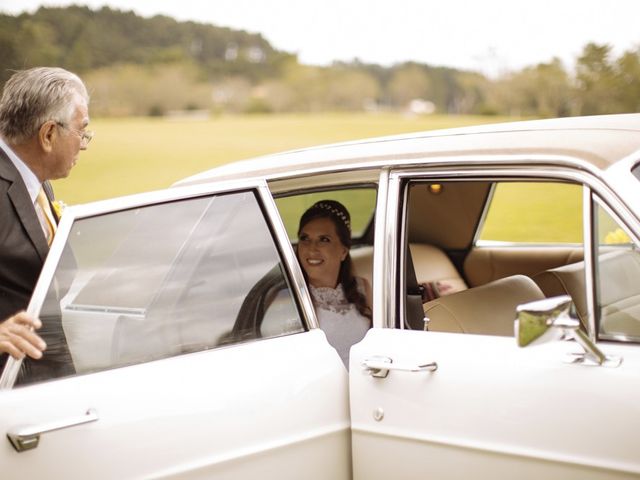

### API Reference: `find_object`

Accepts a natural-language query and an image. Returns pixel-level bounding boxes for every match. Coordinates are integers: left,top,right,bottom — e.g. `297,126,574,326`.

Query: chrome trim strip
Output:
600,333,640,343
474,241,584,248
584,187,599,342
382,172,402,329
472,182,496,245
257,185,318,330
397,178,410,329
372,169,391,328
64,305,146,316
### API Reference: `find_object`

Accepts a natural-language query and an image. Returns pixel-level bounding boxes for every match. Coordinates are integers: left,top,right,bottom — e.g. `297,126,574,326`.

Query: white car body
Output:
2,114,640,478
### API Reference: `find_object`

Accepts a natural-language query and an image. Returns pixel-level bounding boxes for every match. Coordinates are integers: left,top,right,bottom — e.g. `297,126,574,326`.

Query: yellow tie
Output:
36,187,56,246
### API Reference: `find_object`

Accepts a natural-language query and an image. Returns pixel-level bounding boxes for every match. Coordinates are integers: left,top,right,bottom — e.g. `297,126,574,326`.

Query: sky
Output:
1,0,640,77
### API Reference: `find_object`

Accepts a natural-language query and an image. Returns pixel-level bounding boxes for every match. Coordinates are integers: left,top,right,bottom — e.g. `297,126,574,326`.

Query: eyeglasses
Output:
56,122,94,148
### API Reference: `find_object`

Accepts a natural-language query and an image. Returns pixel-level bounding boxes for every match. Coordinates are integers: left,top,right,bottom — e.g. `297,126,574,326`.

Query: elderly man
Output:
0,67,91,374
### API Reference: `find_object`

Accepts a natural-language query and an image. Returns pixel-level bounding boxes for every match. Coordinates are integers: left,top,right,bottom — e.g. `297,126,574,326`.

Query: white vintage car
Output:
2,114,640,479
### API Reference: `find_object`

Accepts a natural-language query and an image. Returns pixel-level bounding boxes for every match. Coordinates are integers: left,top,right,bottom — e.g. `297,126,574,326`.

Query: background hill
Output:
1,5,639,117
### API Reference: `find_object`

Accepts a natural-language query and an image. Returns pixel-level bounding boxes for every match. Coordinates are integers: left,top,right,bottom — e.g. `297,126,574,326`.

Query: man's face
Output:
47,99,90,180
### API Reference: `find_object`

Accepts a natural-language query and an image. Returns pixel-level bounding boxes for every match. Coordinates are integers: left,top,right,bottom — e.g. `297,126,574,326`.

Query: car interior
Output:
275,176,640,343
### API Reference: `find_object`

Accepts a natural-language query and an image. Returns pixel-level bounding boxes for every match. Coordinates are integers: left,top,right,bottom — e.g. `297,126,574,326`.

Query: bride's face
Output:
297,217,348,288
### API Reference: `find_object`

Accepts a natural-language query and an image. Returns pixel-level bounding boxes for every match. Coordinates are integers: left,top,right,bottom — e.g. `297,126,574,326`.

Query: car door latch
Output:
362,356,438,378
7,408,99,452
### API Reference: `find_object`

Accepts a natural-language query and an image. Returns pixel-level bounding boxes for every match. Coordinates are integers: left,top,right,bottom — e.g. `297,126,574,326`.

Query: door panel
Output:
350,328,640,479
2,330,350,479
1,182,350,478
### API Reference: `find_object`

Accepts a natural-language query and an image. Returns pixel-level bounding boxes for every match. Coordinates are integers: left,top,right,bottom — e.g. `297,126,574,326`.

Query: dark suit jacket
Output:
0,147,52,320
0,146,73,382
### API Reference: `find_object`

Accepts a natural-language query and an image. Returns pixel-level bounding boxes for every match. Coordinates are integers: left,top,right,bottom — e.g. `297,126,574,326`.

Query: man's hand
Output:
0,312,47,360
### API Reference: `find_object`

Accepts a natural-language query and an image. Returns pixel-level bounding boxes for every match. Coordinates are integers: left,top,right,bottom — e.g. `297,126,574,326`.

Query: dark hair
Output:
298,200,372,320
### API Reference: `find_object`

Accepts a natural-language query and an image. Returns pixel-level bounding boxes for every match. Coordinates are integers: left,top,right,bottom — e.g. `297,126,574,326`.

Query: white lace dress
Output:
309,279,370,368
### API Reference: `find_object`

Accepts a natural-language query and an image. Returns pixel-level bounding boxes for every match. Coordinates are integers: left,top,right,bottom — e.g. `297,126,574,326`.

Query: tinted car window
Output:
17,191,304,386
594,198,640,342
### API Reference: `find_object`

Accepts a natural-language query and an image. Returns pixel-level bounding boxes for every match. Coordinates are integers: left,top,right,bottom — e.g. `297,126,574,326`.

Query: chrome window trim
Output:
385,160,640,338
372,168,393,329
583,186,598,343
256,184,318,331
474,241,585,248
271,182,377,199
397,179,411,330
472,182,497,246
600,332,640,343
591,193,640,343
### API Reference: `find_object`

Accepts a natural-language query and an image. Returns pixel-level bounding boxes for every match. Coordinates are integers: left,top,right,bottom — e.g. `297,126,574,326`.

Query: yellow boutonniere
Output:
52,200,66,218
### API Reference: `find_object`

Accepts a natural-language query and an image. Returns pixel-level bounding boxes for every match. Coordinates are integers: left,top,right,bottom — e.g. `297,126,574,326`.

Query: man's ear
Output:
38,121,57,153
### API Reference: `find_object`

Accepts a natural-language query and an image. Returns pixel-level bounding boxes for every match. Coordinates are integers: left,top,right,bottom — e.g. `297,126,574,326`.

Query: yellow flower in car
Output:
52,200,66,219
604,227,631,244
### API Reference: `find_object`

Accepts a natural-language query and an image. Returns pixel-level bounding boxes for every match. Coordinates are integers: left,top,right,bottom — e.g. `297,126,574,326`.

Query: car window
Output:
16,191,304,386
402,179,588,336
594,197,640,342
275,187,376,241
478,182,583,244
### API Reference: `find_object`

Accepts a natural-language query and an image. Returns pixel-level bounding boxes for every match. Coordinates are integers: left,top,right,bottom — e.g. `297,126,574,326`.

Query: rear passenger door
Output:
349,166,640,479
0,181,351,479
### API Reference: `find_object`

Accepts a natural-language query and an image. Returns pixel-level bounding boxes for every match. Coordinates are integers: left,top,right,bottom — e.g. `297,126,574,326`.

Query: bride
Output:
296,200,372,368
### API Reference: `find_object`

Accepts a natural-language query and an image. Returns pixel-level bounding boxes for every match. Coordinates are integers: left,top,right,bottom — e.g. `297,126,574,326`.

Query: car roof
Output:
175,113,640,187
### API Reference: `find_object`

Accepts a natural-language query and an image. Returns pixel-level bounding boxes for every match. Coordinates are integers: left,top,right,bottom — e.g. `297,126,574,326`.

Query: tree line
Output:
1,6,638,117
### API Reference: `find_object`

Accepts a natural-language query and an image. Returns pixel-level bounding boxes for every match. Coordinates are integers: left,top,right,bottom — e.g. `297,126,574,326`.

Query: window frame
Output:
590,192,640,343
0,179,316,390
273,183,378,245
383,162,640,343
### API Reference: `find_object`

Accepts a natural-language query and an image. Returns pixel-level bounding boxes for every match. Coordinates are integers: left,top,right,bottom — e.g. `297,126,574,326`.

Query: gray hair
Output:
0,67,89,144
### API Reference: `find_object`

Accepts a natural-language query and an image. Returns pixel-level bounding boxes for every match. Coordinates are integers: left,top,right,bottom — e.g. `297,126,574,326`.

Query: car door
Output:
0,180,350,479
349,165,640,479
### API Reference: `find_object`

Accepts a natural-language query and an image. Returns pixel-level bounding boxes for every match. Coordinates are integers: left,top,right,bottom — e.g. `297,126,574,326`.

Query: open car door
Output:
0,181,350,479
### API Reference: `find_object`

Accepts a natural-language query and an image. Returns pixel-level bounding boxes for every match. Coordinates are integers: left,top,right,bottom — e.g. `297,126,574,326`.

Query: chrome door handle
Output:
7,408,99,452
362,356,438,378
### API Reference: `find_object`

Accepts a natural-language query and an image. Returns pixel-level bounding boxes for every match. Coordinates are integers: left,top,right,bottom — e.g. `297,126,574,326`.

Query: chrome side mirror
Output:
515,295,622,367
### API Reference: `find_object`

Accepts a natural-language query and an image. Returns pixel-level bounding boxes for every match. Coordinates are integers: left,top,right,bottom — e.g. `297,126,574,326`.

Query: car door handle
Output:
362,356,438,378
7,408,99,452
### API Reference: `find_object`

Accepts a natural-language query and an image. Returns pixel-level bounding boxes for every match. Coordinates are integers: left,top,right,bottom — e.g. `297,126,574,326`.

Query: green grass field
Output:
52,113,516,204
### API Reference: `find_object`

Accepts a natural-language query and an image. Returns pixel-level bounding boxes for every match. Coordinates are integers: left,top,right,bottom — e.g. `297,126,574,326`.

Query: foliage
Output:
1,6,640,116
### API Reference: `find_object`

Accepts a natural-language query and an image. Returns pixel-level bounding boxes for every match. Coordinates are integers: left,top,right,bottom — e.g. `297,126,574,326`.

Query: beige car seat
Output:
423,274,545,336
